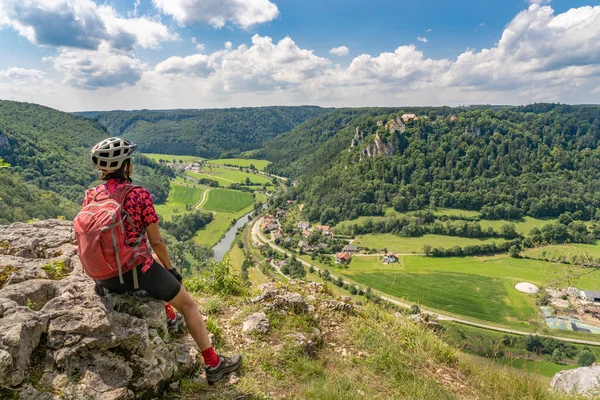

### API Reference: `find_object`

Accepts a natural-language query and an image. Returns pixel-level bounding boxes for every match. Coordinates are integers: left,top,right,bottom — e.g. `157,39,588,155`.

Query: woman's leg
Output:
168,286,212,351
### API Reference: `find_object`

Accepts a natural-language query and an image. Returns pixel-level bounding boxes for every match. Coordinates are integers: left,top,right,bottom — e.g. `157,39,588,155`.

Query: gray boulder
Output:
551,365,600,397
272,293,308,314
0,220,200,399
243,312,270,334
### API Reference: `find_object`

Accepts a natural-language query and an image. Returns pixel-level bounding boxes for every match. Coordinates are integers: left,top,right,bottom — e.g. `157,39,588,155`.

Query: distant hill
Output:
75,106,332,159
0,100,173,224
265,105,600,223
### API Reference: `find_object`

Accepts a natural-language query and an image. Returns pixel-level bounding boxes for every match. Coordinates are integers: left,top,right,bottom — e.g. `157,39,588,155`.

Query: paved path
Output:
195,189,211,210
249,216,600,346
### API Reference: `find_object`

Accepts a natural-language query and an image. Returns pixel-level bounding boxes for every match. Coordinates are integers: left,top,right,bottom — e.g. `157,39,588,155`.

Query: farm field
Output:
523,243,600,260
155,178,207,221
143,153,204,163
354,234,506,253
201,189,254,213
478,216,560,235
301,253,600,328
187,166,273,187
208,158,271,170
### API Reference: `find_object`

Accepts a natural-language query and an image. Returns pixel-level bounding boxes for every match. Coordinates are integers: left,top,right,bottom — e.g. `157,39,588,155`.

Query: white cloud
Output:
0,67,46,84
196,43,206,51
425,28,432,33
7,3,600,110
528,0,551,5
191,37,197,44
0,0,178,50
329,46,349,56
417,36,428,43
155,53,216,76
52,44,146,89
152,0,279,29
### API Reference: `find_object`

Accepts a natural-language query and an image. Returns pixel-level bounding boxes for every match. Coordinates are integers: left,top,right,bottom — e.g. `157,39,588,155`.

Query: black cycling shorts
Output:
98,260,182,302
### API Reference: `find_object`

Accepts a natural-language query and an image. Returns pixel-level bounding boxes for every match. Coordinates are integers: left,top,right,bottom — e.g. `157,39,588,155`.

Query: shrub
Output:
578,350,596,366
186,259,246,296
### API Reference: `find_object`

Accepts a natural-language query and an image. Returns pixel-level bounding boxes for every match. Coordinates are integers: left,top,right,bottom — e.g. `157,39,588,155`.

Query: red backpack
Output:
74,184,150,285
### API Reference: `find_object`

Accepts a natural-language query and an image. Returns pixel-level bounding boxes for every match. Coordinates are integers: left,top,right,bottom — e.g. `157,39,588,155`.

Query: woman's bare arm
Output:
146,223,174,270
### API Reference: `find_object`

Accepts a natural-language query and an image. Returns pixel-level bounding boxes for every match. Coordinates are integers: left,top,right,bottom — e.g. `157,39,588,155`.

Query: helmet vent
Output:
113,149,121,157
99,152,109,157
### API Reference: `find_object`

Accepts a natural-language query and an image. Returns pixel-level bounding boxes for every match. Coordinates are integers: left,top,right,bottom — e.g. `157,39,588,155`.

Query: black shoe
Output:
205,354,242,384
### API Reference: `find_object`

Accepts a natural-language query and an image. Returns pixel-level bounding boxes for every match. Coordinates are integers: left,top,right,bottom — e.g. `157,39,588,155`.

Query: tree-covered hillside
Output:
0,100,173,223
274,105,600,224
77,106,331,159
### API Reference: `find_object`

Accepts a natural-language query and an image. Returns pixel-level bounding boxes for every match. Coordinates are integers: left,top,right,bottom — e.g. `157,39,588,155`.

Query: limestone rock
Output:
243,312,270,334
0,220,199,399
251,287,279,304
286,332,317,358
551,365,600,397
272,293,308,314
323,299,353,314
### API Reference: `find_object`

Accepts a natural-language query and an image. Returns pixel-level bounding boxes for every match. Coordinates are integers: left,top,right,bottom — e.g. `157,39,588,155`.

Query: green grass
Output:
201,189,254,213
499,358,577,377
479,217,560,235
143,153,204,163
523,243,600,260
301,253,600,328
354,233,506,253
434,208,481,218
208,158,271,170
187,166,273,188
155,179,207,221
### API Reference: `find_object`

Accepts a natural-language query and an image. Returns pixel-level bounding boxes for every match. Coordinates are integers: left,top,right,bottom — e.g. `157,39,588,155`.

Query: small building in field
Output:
382,252,398,264
581,290,600,304
335,252,351,264
343,244,359,253
297,221,310,231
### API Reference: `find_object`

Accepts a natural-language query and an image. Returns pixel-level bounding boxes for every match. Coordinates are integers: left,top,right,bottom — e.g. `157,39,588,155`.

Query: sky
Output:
0,0,599,111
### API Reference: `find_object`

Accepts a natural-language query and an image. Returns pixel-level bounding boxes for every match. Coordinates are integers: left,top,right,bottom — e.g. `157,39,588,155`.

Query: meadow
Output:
143,153,204,163
354,234,506,253
301,253,600,328
187,166,273,188
207,158,271,170
201,189,254,213
155,178,206,221
523,243,600,260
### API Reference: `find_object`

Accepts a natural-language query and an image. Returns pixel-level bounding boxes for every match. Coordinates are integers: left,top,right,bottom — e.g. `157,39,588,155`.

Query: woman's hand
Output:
169,267,183,282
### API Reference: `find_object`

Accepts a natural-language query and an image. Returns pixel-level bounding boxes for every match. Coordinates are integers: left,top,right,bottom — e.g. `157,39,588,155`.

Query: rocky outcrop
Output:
350,127,364,148
551,365,600,397
0,220,199,399
243,312,270,334
360,133,398,160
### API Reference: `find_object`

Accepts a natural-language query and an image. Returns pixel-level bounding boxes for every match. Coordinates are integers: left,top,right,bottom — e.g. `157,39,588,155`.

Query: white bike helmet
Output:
91,137,138,172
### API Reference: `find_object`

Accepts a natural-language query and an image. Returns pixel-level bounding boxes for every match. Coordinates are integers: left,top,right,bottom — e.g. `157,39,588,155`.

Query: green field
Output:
143,153,204,163
155,179,206,221
301,253,600,328
523,243,600,260
354,234,506,253
201,189,254,213
208,158,271,170
187,165,273,188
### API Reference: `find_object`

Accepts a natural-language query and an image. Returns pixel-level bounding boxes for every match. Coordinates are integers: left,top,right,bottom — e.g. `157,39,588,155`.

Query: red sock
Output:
202,346,220,368
165,304,176,321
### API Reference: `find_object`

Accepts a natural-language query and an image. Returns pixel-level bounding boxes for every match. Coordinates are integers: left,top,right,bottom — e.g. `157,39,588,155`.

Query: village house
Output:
343,244,358,253
401,113,418,123
318,243,328,250
284,237,292,244
301,230,311,238
382,252,398,264
287,200,296,205
263,223,279,233
450,116,458,122
263,215,274,225
581,290,600,304
335,252,351,265
315,225,333,238
273,230,283,240
297,221,310,231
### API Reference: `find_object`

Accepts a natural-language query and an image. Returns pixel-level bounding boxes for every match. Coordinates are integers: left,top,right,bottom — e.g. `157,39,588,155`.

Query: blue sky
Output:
0,0,599,110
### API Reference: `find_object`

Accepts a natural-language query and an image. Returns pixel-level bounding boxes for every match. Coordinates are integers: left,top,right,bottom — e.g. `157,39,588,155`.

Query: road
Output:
195,189,211,210
249,216,600,346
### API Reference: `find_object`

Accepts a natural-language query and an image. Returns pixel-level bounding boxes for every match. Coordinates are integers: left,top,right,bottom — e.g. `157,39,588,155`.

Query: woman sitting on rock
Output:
74,137,241,384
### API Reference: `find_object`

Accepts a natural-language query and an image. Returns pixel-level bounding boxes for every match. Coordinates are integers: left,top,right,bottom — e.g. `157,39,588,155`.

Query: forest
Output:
0,100,173,223
268,105,600,223
76,106,330,159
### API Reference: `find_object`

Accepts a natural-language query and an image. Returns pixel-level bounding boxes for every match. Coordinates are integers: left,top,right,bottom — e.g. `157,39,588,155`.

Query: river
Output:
211,210,254,262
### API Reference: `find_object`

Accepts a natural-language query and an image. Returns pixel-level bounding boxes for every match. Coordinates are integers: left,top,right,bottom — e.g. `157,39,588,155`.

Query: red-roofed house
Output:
382,252,398,264
335,252,351,264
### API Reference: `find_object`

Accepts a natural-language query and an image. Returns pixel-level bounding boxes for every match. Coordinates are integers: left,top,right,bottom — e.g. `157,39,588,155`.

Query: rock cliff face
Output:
0,220,198,399
359,133,398,160
551,365,600,397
